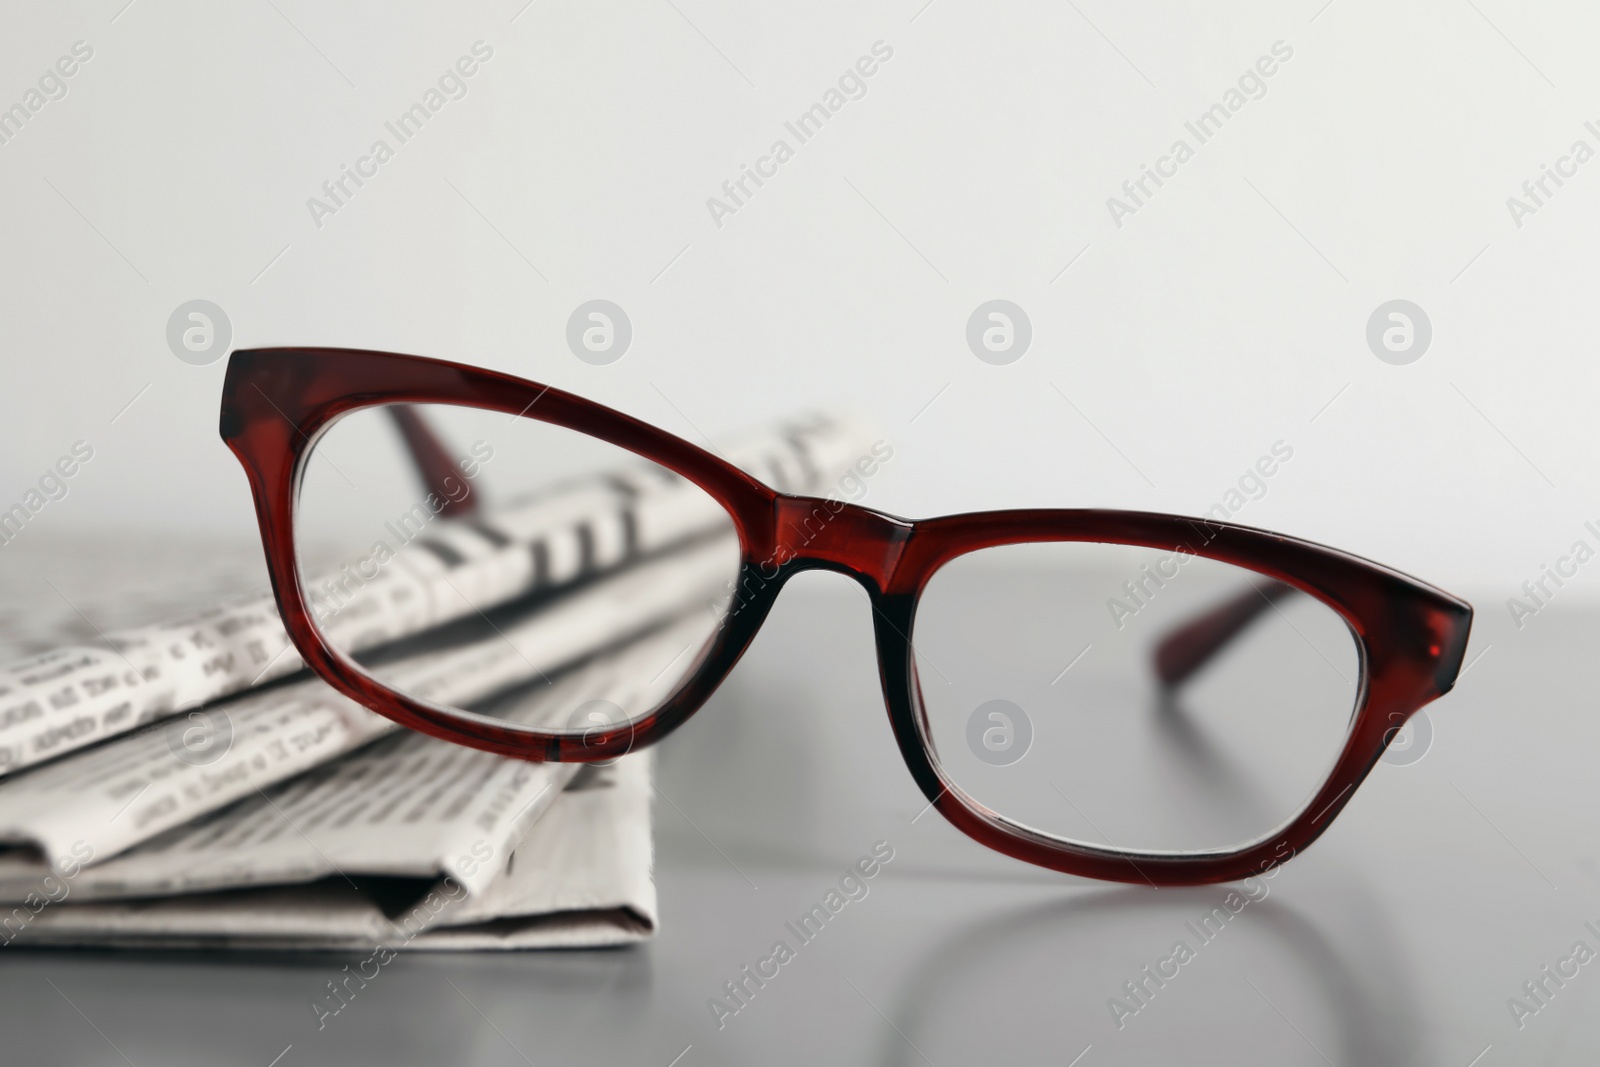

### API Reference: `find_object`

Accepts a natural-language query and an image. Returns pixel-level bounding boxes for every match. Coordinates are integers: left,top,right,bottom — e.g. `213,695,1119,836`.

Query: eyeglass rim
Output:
220,346,1474,885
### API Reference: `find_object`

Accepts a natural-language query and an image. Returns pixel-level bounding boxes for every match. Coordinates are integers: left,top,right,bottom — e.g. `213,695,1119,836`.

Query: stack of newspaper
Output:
0,414,875,950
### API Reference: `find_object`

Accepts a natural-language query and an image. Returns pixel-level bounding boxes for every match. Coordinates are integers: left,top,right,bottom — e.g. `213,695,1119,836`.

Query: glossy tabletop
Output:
0,574,1582,1066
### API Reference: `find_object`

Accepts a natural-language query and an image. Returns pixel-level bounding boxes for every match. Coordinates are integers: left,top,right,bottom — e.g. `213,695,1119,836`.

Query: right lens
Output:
914,540,1361,856
293,404,742,747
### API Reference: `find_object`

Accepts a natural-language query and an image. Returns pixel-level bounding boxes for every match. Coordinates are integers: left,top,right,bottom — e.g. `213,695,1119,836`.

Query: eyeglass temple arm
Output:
384,406,479,519
1153,579,1296,688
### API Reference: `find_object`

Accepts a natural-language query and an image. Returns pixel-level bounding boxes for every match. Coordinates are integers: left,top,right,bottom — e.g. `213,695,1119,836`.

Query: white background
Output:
3,0,1599,610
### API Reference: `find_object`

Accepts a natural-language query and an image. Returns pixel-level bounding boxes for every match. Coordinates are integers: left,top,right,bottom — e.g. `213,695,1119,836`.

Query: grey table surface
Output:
0,564,1591,1066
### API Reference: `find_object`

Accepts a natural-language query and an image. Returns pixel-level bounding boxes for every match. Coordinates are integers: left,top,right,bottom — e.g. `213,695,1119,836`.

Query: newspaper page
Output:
0,410,884,948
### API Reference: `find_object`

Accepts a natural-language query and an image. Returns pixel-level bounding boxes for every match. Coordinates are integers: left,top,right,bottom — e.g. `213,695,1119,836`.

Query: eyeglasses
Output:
220,347,1473,885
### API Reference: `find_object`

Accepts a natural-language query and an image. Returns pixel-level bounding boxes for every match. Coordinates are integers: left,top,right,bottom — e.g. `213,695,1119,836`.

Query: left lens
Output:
294,403,741,744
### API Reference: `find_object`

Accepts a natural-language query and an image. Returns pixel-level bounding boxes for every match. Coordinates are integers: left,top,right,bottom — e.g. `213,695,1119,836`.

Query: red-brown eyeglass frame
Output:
219,347,1474,886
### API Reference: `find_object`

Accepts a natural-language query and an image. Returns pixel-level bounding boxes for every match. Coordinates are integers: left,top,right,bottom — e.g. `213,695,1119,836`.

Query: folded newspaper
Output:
0,412,879,949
